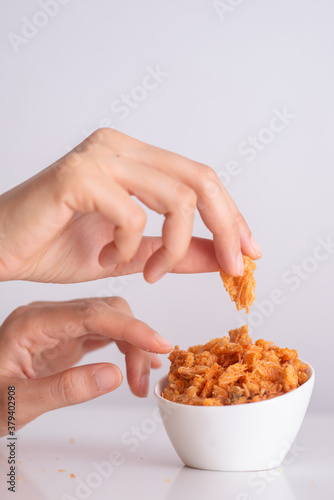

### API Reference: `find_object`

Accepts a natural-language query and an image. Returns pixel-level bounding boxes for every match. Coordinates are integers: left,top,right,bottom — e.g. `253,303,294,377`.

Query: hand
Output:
0,297,172,437
0,128,261,284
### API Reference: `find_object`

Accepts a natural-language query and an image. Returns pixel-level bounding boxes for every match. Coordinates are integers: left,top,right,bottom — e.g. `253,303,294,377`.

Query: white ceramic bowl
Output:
154,364,314,472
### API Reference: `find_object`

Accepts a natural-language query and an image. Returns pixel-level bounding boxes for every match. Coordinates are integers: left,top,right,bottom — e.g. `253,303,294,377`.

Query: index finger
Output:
13,299,172,354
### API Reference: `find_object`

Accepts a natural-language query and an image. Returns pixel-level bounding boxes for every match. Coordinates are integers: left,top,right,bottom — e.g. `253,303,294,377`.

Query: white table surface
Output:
0,402,333,500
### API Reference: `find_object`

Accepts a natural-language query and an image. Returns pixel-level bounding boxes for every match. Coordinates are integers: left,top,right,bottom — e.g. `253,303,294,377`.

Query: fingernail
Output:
153,357,162,368
250,235,262,257
95,366,121,392
149,272,166,284
236,252,244,276
99,253,114,268
99,244,119,268
139,374,150,397
154,332,173,350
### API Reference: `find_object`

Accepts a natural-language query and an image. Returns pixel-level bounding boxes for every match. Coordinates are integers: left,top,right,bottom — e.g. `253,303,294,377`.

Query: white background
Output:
1,0,334,420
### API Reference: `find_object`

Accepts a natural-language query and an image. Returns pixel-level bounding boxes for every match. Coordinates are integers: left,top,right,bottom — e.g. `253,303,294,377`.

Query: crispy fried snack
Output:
220,256,256,313
162,325,309,406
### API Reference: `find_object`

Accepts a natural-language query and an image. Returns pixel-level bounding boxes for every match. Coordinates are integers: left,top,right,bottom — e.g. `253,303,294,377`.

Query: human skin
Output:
0,297,173,437
0,128,261,285
0,129,262,436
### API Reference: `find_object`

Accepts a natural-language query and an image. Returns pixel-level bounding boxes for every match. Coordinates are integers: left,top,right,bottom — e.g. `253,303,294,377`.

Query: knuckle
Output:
107,296,131,313
26,300,46,308
90,127,116,144
56,371,80,405
7,305,31,320
87,128,108,146
235,210,249,231
124,205,147,231
76,300,106,319
63,320,82,337
170,183,196,226
52,158,76,182
53,155,81,187
75,135,102,157
170,244,189,263
54,143,100,186
54,129,116,185
196,164,221,198
4,303,39,329
198,163,219,181
175,183,197,209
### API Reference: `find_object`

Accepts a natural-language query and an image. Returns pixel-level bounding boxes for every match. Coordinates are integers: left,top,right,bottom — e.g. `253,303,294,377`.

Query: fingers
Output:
0,297,167,435
62,173,147,266
103,129,261,276
222,189,262,260
79,298,173,353
60,147,195,275
0,127,260,285
116,340,152,397
57,129,260,279
11,297,173,356
11,363,122,431
112,236,220,276
150,353,162,369
190,167,245,276
115,345,161,397
112,233,258,277
105,159,197,282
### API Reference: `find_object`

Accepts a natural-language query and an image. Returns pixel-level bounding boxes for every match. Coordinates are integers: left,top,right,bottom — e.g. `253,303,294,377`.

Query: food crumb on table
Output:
70,473,76,478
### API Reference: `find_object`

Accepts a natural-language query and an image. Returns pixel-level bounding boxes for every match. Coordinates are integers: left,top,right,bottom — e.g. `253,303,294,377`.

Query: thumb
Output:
112,236,220,276
15,363,122,428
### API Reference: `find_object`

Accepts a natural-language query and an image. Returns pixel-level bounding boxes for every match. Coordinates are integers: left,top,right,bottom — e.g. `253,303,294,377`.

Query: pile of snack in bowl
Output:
154,256,314,471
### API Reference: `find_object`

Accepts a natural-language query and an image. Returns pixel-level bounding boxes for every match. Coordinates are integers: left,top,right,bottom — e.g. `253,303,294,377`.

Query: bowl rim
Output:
154,362,314,409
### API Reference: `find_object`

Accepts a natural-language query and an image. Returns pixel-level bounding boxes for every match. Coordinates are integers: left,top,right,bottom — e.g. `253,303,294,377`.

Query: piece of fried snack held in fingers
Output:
220,255,256,313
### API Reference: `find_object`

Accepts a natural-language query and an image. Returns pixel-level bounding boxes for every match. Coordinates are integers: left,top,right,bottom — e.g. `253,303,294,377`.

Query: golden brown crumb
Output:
220,256,256,313
58,469,65,473
70,473,76,478
163,325,309,406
